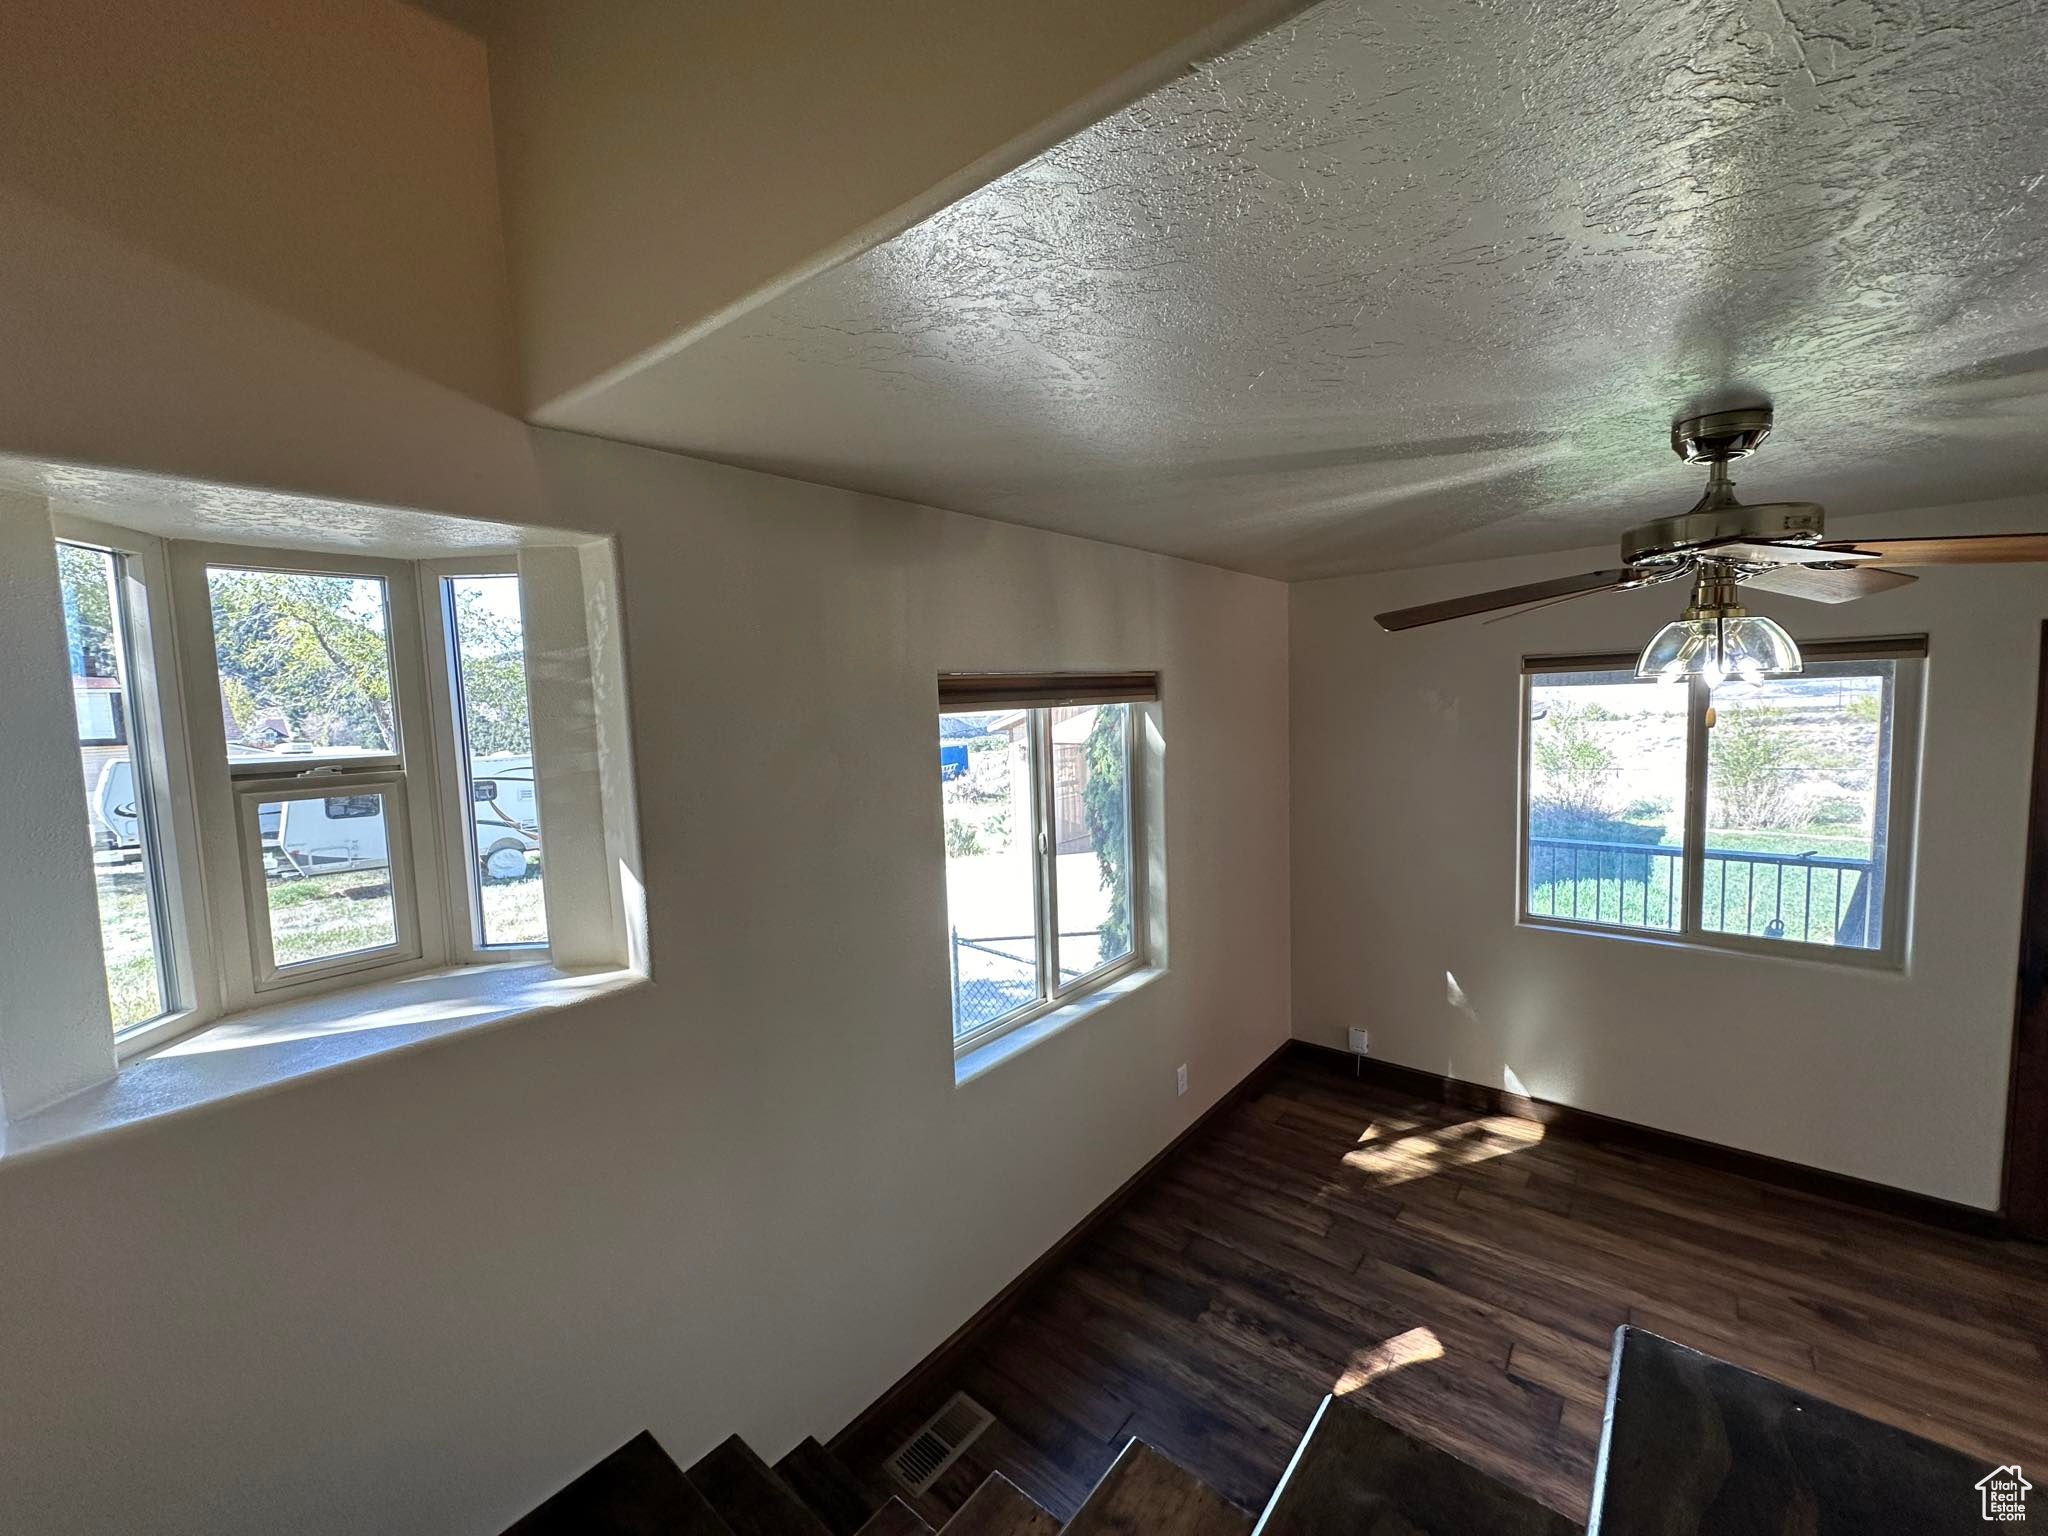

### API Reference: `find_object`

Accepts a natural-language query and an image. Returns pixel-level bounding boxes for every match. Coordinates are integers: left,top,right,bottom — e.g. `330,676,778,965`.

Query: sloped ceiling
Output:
548,0,2048,579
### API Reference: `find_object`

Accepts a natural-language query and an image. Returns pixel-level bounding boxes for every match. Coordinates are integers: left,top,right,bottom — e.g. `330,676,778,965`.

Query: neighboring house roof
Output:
939,712,1005,739
961,706,1107,740
1050,707,1101,745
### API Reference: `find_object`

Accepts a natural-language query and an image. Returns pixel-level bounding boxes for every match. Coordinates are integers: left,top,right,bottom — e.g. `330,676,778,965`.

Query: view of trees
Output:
207,570,396,752
1532,685,1880,844
1082,702,1132,956
449,580,535,756
193,571,532,757
57,543,117,678
1707,704,1805,828
1530,701,1617,829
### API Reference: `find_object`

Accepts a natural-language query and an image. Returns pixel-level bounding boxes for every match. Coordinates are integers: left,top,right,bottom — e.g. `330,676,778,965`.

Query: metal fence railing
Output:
949,928,1108,1036
1527,835,1877,948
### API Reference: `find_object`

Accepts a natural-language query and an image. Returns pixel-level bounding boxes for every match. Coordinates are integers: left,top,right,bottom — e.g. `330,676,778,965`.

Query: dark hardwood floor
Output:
837,1054,2048,1527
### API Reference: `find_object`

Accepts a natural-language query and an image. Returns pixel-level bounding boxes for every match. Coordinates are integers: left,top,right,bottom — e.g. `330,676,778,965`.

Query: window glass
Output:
445,575,546,947
941,711,1041,1037
1702,661,1895,949
256,792,399,968
59,542,173,1029
1052,703,1134,982
1525,669,1691,932
206,567,396,764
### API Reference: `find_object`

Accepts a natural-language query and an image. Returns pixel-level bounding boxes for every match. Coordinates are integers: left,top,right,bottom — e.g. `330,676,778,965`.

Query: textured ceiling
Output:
0,456,562,558
552,0,2048,579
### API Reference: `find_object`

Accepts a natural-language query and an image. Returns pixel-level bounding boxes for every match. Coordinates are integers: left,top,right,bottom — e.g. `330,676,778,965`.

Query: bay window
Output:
0,485,643,1136
26,518,637,1071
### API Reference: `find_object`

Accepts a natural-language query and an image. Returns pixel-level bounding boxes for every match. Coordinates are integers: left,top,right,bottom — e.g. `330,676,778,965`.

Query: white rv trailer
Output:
91,755,541,881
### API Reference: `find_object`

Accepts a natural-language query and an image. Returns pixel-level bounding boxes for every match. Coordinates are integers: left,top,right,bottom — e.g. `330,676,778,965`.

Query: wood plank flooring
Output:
837,1055,2048,1528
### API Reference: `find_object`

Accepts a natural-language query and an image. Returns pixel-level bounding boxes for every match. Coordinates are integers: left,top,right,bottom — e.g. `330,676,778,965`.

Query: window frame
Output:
52,514,217,1058
417,555,549,961
169,541,453,1011
203,561,407,779
948,700,1147,1056
235,771,423,989
1516,638,1924,970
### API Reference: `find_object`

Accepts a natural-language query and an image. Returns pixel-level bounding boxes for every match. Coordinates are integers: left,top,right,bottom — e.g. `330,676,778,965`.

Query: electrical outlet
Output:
1348,1027,1370,1055
1176,1063,1189,1097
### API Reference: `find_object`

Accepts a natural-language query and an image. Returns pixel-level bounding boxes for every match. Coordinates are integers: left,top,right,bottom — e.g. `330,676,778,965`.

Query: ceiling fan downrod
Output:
1622,407,1827,570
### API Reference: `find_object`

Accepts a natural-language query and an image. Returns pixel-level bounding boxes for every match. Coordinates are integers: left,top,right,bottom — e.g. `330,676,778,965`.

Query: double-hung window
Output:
1520,638,1924,964
186,552,431,996
937,673,1154,1049
170,548,562,1004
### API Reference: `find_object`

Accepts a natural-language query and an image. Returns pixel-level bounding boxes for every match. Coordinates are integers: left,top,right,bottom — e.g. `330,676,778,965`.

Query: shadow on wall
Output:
0,0,517,406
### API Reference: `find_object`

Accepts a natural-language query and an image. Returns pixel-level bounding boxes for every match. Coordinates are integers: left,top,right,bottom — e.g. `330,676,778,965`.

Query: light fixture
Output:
1635,559,1801,686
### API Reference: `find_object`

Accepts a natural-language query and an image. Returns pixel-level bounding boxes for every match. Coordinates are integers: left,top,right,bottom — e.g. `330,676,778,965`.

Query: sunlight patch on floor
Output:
1333,1326,1445,1395
1341,1115,1545,1186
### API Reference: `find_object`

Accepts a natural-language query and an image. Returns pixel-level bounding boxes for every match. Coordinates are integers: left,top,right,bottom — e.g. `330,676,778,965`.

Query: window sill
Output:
1518,916,1907,973
0,961,645,1166
953,965,1164,1085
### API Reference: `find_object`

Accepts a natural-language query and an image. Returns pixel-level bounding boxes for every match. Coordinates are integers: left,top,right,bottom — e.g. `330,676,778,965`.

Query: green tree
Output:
944,816,983,857
1082,705,1132,956
449,584,532,756
1532,703,1616,826
57,544,116,677
207,571,394,750
1710,704,1803,828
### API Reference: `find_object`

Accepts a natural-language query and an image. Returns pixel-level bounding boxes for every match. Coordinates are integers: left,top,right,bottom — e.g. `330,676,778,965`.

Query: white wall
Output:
0,432,1291,1536
0,498,117,1114
0,0,516,410
0,0,540,528
1290,502,2048,1210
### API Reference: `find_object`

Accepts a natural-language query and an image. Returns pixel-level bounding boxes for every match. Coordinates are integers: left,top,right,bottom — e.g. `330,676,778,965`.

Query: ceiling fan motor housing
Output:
1671,406,1775,464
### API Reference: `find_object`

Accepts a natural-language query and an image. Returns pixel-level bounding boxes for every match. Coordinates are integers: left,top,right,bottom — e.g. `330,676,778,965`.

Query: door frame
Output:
2003,621,2048,1237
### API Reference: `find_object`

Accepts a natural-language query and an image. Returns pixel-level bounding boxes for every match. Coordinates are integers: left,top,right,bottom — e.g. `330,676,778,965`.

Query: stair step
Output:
1251,1395,1581,1535
936,1473,1060,1536
775,1436,877,1536
1065,1441,1250,1536
689,1434,834,1536
856,1497,935,1536
501,1430,731,1536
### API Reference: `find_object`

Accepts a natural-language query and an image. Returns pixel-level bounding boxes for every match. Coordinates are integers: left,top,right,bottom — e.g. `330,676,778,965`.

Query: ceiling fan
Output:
1374,405,2048,683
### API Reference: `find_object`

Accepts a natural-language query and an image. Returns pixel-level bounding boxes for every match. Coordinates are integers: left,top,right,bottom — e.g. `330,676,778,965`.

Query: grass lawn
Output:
92,865,165,1028
479,861,548,946
91,853,549,1031
263,868,399,966
1527,827,1878,947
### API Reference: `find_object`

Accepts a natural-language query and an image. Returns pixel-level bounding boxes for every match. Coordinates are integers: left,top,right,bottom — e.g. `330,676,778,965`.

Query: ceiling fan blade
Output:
1743,565,1919,604
1375,569,1635,632
1819,533,2048,565
1482,577,1647,625
1700,537,1879,566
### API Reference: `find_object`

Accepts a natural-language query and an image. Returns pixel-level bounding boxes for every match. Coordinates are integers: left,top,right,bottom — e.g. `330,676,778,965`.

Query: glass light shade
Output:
1635,613,1801,685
